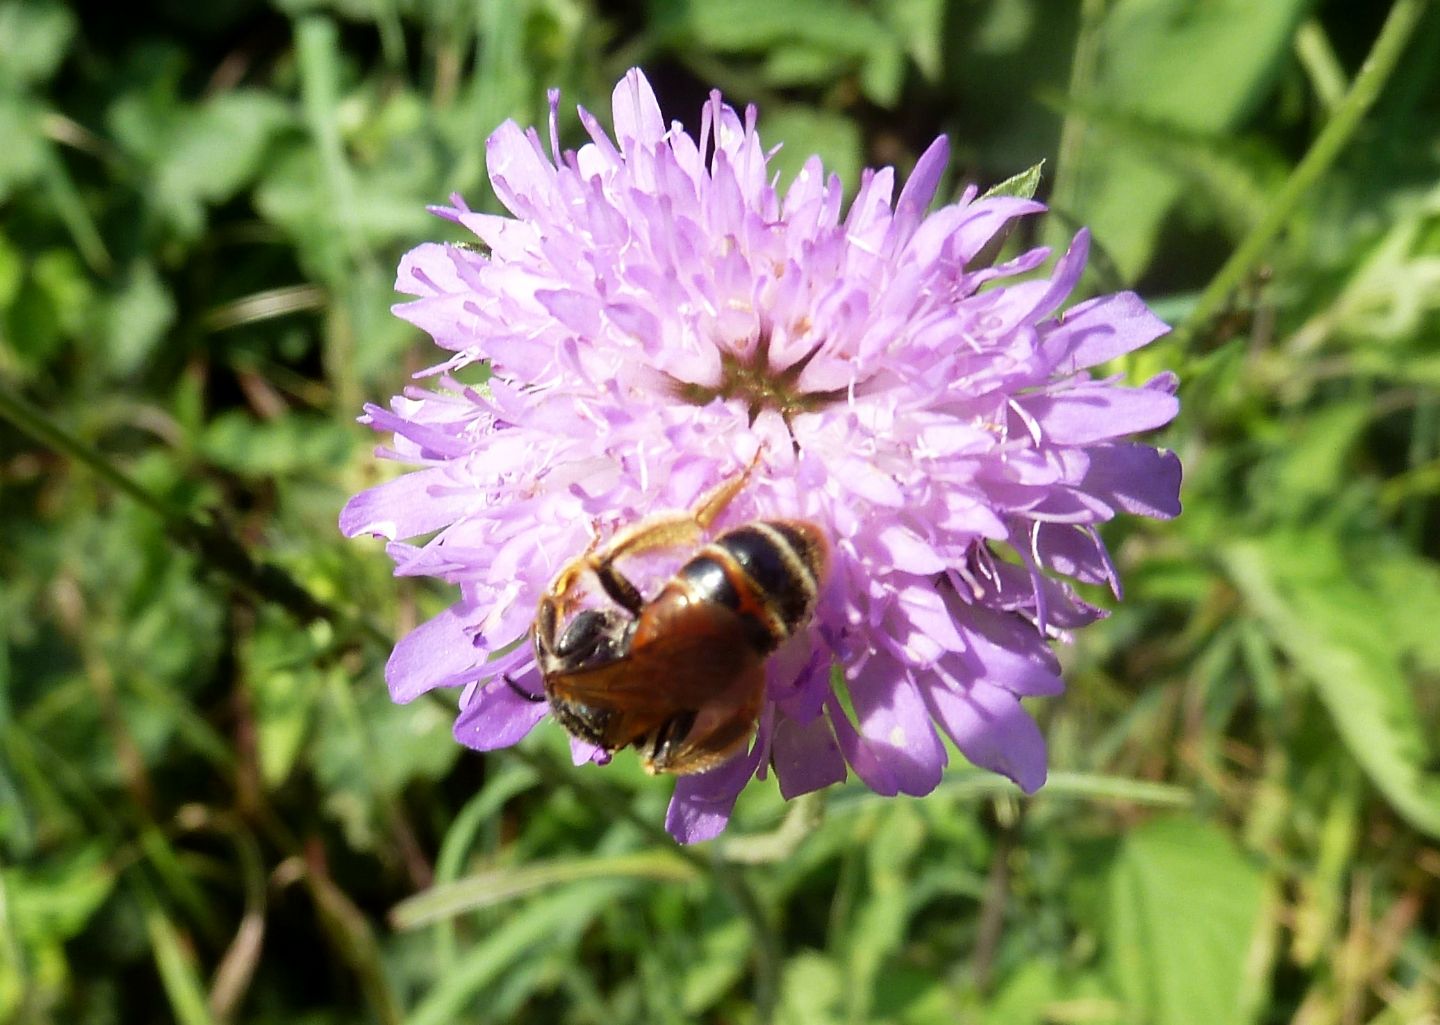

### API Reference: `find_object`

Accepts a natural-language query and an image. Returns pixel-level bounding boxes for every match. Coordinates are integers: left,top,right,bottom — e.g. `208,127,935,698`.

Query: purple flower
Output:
341,69,1181,843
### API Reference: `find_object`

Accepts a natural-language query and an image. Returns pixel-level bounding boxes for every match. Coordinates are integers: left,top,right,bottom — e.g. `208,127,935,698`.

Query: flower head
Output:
341,69,1181,843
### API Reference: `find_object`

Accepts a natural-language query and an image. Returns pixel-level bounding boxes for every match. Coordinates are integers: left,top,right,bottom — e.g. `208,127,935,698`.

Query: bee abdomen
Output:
676,520,828,654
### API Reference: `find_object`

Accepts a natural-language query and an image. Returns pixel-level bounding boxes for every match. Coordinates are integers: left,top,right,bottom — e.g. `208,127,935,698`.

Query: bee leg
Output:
639,710,699,773
592,562,645,616
549,697,613,748
572,450,766,613
534,595,561,659
503,673,546,703
689,447,763,531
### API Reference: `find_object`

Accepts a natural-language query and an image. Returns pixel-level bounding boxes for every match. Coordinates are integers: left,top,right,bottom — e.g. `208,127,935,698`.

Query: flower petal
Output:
611,68,666,152
770,712,847,799
1018,385,1179,445
832,655,946,797
924,674,1048,792
1043,291,1171,373
453,673,548,751
339,466,475,541
384,605,484,702
665,713,772,843
1081,443,1183,520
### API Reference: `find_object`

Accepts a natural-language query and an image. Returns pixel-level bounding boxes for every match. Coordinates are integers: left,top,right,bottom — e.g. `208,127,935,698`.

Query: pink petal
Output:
832,655,946,797
924,675,1048,792
386,605,484,702
1042,291,1171,373
1018,385,1179,445
452,672,548,750
665,718,770,844
957,605,1065,698
611,68,666,152
339,466,474,541
770,712,847,799
1081,443,1183,520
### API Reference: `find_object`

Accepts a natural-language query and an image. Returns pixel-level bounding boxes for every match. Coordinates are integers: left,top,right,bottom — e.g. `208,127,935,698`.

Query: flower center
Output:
667,330,846,425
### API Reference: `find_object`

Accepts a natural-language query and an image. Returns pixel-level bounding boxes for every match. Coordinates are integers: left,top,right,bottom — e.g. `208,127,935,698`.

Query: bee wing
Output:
546,602,769,769
551,649,766,775
547,603,761,708
643,659,766,775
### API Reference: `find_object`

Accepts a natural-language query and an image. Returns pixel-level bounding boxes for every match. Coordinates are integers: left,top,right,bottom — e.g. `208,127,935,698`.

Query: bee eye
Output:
555,610,616,660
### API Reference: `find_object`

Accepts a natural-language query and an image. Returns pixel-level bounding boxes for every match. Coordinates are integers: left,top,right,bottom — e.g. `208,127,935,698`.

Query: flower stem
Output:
0,381,389,650
1175,0,1433,348
1044,0,1107,255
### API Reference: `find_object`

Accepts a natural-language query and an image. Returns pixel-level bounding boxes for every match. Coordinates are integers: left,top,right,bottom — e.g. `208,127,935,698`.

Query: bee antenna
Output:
503,673,545,703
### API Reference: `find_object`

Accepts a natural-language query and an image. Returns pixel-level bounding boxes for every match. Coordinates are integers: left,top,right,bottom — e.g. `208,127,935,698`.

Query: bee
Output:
510,461,829,775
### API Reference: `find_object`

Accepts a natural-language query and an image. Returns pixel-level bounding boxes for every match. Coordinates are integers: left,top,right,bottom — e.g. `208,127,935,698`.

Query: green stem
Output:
1293,18,1348,117
1175,0,1432,347
1044,0,1107,255
0,382,389,650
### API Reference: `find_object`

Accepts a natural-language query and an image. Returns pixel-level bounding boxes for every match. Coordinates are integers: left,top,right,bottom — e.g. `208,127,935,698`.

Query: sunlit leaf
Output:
102,261,176,376
1107,816,1266,1025
1224,534,1440,838
0,0,76,85
1076,0,1310,278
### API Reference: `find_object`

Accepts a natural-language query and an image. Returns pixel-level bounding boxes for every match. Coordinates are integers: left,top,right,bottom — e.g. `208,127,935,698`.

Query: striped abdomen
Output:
664,520,829,654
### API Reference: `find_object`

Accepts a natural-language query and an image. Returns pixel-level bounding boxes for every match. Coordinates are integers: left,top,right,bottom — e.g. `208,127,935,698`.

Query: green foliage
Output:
3,1,1440,1024
1069,0,1312,277
1106,817,1266,1025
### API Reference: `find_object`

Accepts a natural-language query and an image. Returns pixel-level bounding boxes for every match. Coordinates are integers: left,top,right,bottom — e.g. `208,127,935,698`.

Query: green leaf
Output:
199,412,353,479
968,161,1045,270
1076,0,1309,278
144,898,218,1025
680,916,751,1015
778,952,845,1025
28,248,91,337
759,106,863,203
760,46,851,89
669,0,887,56
1259,403,1372,517
859,37,906,108
311,677,458,850
845,804,925,1021
0,0,76,86
982,160,1045,201
1,844,118,1018
151,90,292,237
252,664,318,788
4,845,116,943
6,247,92,368
979,960,1063,1025
1107,816,1266,1025
106,68,291,241
882,0,946,83
0,95,47,199
402,882,625,1025
0,232,22,311
254,144,434,269
1368,550,1440,675
1223,533,1440,838
389,850,698,929
101,261,176,376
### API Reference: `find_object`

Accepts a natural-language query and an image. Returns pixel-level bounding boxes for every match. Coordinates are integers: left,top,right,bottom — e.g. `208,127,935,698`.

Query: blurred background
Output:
3,1,1439,1022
